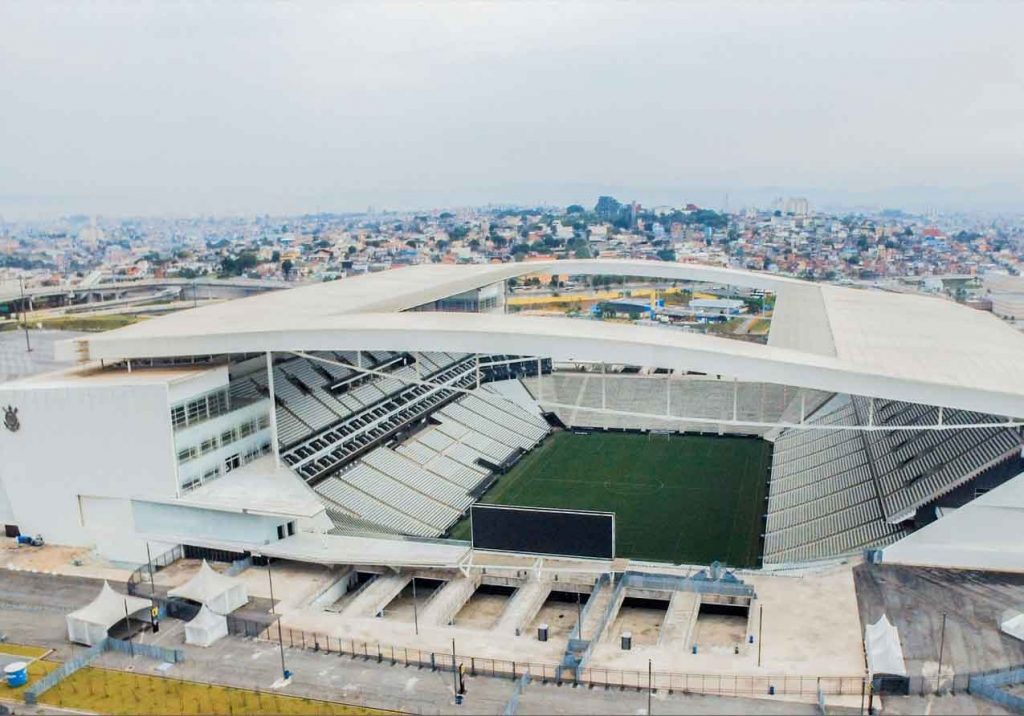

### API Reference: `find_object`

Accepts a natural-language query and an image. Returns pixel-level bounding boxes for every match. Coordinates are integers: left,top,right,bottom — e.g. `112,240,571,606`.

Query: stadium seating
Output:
522,372,797,435
850,397,1022,522
232,351,550,537
763,393,1024,564
317,385,550,537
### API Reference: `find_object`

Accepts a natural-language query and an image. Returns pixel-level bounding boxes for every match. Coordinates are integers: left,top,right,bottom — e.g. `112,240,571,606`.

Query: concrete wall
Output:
0,380,178,562
132,501,290,547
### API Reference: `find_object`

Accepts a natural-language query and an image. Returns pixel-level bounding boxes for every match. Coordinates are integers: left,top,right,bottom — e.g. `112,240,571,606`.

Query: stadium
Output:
3,258,1024,708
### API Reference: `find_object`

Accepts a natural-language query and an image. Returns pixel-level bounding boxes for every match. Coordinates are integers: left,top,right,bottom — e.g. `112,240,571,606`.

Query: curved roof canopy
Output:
57,259,1024,417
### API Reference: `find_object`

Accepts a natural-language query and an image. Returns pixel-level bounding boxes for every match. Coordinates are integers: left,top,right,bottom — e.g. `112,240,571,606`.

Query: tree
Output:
271,250,281,263
656,249,676,262
566,204,586,214
220,252,258,276
595,196,622,220
281,259,294,279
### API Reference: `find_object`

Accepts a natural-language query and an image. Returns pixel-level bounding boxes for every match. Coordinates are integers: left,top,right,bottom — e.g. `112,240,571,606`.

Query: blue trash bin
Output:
5,662,28,688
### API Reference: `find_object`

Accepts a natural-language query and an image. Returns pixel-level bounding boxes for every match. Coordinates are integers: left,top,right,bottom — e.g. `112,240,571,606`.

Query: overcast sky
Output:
1,1,1022,218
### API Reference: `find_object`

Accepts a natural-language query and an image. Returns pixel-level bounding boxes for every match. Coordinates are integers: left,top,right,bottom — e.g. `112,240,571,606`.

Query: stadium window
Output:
171,405,187,429
221,428,237,445
277,525,286,540
258,415,270,430
200,438,217,455
177,447,197,463
224,454,240,472
287,521,296,536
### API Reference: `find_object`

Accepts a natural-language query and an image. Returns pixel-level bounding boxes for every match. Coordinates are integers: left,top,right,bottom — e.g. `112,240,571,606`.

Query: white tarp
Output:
1001,612,1024,642
168,560,248,615
184,604,228,647
66,581,151,646
865,614,907,677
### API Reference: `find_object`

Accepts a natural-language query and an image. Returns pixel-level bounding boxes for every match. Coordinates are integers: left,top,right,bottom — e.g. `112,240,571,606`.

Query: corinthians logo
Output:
3,405,19,433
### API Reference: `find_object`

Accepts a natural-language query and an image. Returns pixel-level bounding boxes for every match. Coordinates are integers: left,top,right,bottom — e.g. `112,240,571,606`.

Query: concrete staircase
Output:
495,580,551,636
419,575,480,627
658,591,700,648
342,573,410,618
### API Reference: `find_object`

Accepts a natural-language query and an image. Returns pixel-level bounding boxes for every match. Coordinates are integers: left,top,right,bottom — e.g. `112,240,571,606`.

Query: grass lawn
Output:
0,642,390,715
450,431,771,567
34,314,144,332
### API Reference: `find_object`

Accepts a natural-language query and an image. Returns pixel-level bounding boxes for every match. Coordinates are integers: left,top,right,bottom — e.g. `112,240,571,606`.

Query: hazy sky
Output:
1,1,1022,218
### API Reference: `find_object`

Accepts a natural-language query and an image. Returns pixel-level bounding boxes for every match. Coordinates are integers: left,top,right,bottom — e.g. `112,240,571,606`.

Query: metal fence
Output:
22,641,107,705
503,670,531,716
245,623,867,698
969,666,1024,712
23,637,186,705
127,545,185,596
105,637,185,663
620,570,756,599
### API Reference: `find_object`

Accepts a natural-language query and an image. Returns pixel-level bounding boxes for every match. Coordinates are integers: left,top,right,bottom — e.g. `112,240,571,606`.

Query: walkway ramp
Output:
419,575,479,627
658,591,700,648
495,580,550,636
342,573,410,618
577,580,617,643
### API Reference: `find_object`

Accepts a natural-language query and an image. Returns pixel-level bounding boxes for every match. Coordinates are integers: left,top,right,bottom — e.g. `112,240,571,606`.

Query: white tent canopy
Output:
1001,612,1024,642
66,581,151,646
184,604,228,647
168,560,248,615
865,614,907,677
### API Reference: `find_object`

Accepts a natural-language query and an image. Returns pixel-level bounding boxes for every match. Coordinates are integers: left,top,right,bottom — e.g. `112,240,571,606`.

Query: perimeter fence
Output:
237,618,867,699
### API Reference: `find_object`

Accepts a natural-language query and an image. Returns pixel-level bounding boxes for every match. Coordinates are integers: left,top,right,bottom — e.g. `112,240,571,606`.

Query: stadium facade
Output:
1,259,1022,572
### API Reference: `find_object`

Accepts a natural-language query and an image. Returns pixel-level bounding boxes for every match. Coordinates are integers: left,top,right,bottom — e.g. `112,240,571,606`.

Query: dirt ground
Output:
691,613,747,654
380,581,438,623
607,605,667,647
527,597,585,642
0,541,131,582
453,592,509,630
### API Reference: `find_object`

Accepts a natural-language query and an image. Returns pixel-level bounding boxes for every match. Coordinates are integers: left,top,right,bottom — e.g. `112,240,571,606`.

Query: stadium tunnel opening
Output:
380,577,447,622
611,595,671,648
453,582,519,630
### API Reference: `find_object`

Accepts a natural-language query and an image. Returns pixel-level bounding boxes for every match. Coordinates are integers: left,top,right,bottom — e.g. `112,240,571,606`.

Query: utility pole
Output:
647,658,653,715
146,543,159,633
452,638,458,702
18,277,31,353
123,598,134,657
936,613,947,693
576,591,583,640
757,604,764,667
267,558,289,681
412,578,419,636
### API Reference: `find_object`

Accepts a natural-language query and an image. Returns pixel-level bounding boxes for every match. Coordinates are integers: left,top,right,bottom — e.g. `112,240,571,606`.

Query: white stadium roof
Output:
57,259,1024,417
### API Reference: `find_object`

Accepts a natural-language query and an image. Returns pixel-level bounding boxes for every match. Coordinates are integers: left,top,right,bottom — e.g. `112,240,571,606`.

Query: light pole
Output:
936,613,947,693
18,277,31,353
647,658,652,715
412,578,419,636
452,638,458,702
265,557,289,681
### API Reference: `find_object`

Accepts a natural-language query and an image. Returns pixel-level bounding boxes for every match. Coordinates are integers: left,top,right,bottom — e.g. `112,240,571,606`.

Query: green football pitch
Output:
449,431,772,567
